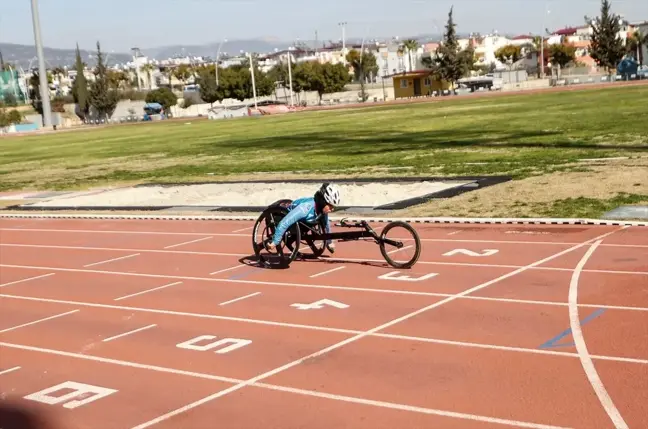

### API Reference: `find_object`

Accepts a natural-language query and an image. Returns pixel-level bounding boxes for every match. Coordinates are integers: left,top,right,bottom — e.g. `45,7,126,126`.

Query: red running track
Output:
0,217,647,429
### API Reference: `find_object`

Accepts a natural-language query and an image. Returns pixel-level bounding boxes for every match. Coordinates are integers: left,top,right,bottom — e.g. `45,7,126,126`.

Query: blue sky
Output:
2,0,646,52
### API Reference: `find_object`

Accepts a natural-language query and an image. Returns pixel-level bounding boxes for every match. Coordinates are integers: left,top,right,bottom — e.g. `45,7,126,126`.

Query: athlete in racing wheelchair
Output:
266,183,341,255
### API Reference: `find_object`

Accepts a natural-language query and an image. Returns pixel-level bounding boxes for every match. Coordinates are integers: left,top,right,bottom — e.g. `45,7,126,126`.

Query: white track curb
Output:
0,212,646,227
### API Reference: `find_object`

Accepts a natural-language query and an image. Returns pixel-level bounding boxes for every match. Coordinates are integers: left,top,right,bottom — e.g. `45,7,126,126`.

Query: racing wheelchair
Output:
251,199,421,269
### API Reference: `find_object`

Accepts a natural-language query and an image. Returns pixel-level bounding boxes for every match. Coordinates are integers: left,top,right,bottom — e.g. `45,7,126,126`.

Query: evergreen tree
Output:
423,7,473,92
88,41,119,120
71,44,89,120
587,0,625,74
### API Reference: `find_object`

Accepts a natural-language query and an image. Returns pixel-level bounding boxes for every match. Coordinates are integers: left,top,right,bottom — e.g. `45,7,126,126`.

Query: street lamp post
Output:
245,52,258,108
287,47,294,106
30,0,52,128
215,39,227,86
132,47,142,90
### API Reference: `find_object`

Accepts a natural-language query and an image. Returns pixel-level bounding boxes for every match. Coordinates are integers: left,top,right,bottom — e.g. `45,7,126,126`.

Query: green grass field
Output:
1,84,647,217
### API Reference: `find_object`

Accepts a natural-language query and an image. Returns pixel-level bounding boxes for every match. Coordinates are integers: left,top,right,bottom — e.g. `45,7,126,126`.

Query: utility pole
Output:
215,38,227,87
541,3,550,79
246,52,258,109
30,0,52,128
339,21,347,65
132,47,142,90
287,47,294,106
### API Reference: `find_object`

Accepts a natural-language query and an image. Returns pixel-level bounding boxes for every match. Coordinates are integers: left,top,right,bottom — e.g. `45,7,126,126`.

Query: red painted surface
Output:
0,347,230,429
0,217,647,429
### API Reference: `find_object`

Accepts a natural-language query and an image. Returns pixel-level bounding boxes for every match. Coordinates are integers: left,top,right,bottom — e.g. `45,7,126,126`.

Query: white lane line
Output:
114,281,183,301
0,366,21,376
0,273,55,288
84,253,140,268
0,298,645,365
251,383,570,429
231,226,253,233
386,245,413,255
0,341,571,429
0,293,356,334
102,324,157,343
2,262,648,311
3,291,648,361
219,292,261,306
0,227,248,237
309,266,346,278
3,243,648,276
129,228,624,429
0,310,79,334
2,227,647,248
164,236,212,249
210,264,247,276
568,238,629,429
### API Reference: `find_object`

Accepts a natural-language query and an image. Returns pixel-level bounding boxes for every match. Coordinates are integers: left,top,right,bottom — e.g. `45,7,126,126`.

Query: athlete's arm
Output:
271,203,308,246
323,212,331,234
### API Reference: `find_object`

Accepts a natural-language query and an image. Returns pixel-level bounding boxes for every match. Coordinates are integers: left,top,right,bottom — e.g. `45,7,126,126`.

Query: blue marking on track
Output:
538,308,607,349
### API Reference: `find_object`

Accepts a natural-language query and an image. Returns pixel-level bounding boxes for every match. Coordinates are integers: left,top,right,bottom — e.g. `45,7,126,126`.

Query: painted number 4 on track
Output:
291,299,349,310
443,249,499,257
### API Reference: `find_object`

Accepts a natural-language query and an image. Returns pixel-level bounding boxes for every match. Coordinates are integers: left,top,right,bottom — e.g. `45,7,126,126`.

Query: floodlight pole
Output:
287,47,294,106
246,52,258,108
31,0,52,128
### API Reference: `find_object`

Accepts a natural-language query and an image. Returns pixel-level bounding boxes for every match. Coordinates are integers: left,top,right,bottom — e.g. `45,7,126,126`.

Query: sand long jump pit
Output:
8,177,511,213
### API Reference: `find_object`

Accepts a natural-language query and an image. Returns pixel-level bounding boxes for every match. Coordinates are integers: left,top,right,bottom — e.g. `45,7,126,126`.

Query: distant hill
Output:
0,33,449,70
0,43,132,70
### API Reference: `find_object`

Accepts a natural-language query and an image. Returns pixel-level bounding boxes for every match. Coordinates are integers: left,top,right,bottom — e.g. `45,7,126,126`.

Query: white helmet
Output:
319,183,341,206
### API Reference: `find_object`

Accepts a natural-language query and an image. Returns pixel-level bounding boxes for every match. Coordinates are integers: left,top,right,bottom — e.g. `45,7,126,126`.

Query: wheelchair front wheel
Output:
252,205,301,269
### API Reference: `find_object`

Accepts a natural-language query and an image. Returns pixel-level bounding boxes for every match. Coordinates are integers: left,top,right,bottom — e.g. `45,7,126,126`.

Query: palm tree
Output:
400,39,420,71
141,63,156,89
626,29,647,65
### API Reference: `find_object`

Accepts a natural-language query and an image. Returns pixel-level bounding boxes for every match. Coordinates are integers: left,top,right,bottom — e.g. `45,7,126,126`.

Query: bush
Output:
3,92,18,107
7,110,22,124
145,87,178,110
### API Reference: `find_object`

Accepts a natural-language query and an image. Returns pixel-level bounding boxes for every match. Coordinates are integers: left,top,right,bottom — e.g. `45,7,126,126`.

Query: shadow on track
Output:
238,254,390,269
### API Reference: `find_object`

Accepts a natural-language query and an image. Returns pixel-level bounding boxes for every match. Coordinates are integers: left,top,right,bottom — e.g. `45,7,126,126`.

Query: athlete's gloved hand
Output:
326,241,335,254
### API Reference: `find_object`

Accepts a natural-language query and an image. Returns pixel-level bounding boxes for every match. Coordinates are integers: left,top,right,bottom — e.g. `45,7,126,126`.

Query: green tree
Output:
286,61,314,104
423,7,474,92
145,87,178,111
549,43,577,69
495,44,522,67
196,67,225,105
626,29,647,64
249,66,275,99
0,102,22,127
89,41,120,120
28,70,55,115
586,0,625,74
307,61,351,104
173,64,193,87
3,92,17,107
107,70,130,89
7,109,22,125
346,49,378,101
71,44,89,120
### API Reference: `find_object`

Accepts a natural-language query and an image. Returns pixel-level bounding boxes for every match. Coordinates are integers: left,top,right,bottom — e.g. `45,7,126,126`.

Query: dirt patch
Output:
393,157,648,218
3,159,647,220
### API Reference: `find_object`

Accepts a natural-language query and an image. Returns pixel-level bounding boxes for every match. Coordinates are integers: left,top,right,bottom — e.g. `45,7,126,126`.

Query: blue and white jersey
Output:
271,197,331,245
